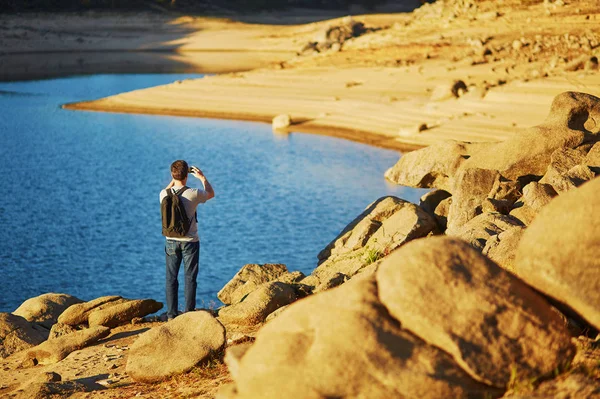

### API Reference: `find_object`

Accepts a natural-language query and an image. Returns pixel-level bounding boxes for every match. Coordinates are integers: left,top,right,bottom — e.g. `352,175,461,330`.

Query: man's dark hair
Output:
171,160,189,181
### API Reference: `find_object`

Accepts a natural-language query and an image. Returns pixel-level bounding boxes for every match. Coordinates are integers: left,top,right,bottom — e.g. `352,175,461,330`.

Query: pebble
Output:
512,40,523,51
42,371,62,382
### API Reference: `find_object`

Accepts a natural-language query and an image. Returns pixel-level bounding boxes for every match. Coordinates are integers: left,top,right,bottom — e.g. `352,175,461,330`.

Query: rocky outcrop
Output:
12,293,82,329
0,313,47,358
377,237,574,388
385,141,471,191
386,92,599,193
514,177,600,330
313,196,436,281
218,264,288,305
221,277,501,399
316,196,407,263
88,299,163,328
126,311,225,383
461,92,597,180
218,282,297,326
57,296,162,328
57,296,123,326
25,326,110,365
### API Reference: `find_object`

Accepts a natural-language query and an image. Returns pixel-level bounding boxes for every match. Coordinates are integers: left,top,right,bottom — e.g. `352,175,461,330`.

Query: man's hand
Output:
190,166,214,200
189,166,204,178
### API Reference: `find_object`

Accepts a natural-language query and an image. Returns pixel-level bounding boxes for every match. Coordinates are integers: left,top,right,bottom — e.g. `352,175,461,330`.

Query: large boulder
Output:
460,92,598,180
218,282,297,326
57,296,124,326
377,237,574,388
385,141,471,191
226,277,501,399
317,196,408,263
218,264,288,305
313,196,436,280
0,313,46,358
87,299,163,328
514,177,600,330
126,311,225,382
446,168,501,234
13,293,83,329
25,326,110,365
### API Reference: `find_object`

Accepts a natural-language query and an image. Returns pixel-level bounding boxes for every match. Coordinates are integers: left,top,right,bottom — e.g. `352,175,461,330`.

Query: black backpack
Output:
161,187,192,238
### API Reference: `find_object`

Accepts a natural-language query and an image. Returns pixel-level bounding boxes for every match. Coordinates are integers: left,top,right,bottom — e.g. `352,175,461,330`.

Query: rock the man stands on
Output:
159,160,214,320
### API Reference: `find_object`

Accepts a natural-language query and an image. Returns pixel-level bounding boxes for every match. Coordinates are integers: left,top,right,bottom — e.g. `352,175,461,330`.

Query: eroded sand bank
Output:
56,1,600,150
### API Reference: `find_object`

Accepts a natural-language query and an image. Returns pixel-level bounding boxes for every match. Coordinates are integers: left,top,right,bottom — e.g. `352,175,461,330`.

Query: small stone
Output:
399,123,428,136
584,56,599,71
272,114,292,130
512,40,523,51
41,372,61,382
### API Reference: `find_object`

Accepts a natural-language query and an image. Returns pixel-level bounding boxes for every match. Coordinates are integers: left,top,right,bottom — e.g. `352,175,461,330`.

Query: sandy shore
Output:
64,64,600,151
4,2,600,150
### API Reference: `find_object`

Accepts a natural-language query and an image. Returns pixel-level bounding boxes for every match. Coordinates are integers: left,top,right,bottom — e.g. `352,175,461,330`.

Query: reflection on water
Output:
0,51,295,81
0,74,424,312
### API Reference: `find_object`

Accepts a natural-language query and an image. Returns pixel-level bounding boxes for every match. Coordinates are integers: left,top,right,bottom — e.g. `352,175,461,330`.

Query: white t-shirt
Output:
159,186,210,242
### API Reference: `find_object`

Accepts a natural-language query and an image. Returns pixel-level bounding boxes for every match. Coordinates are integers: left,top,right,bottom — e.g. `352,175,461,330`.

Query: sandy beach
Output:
35,0,599,150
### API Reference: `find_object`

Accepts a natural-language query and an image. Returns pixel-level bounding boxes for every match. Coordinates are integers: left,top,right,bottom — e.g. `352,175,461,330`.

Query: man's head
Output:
171,160,189,182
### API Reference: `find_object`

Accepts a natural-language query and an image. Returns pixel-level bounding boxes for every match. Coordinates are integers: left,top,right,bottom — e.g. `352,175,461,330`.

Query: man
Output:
159,160,214,320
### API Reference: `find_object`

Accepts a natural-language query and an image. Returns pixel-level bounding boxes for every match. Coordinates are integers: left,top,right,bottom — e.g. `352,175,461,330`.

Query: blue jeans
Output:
165,240,199,319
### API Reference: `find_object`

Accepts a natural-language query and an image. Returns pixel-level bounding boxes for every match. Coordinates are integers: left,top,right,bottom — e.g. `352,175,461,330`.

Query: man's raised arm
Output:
190,166,215,200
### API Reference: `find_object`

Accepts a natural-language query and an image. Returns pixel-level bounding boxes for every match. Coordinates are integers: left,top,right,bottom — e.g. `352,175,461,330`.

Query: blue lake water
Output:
0,74,424,313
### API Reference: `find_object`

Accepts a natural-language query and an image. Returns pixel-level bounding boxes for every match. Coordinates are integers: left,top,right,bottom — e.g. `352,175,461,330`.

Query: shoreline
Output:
63,100,424,152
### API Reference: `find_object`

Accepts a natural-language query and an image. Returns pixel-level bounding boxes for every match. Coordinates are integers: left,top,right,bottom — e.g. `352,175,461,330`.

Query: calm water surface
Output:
0,74,423,312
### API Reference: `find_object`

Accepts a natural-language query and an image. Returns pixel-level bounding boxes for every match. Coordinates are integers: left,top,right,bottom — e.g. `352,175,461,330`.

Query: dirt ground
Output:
0,321,233,398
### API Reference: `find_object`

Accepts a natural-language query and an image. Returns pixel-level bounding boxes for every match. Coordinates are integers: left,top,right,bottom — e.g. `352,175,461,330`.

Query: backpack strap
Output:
175,186,188,196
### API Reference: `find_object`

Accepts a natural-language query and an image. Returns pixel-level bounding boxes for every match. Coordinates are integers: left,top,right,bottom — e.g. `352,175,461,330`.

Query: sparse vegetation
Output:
363,247,383,264
507,365,538,394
